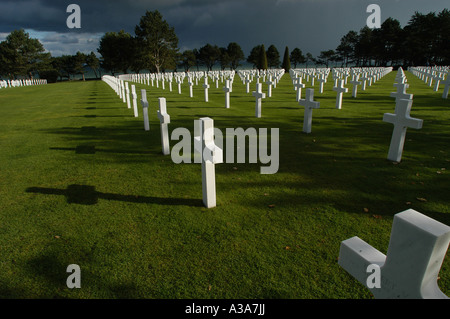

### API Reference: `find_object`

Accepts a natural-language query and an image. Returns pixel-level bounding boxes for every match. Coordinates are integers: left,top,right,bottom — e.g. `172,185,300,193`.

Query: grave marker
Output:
194,118,223,208
383,99,423,162
349,76,362,98
223,79,231,109
333,79,348,109
140,89,150,131
253,83,266,118
157,98,171,155
294,77,305,102
339,209,450,299
266,75,274,98
299,89,320,134
442,72,450,99
203,76,210,102
131,85,139,117
125,82,131,109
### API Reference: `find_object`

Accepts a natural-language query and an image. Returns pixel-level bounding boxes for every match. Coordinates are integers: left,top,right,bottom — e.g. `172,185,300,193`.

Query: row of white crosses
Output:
290,67,392,105
0,78,47,89
383,68,423,163
296,67,423,164
103,75,222,208
331,69,448,299
236,69,286,118
103,76,450,298
408,66,450,99
121,69,286,118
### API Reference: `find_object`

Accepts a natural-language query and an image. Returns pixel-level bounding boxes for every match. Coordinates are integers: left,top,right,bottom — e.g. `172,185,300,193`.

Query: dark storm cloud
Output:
1,0,449,57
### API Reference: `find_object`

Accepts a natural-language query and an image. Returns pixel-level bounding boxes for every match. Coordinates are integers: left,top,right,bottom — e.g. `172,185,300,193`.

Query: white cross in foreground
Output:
157,97,171,155
299,88,320,134
253,83,266,118
223,79,231,109
140,89,150,131
383,99,423,163
131,85,139,117
332,79,348,109
194,117,223,208
339,209,450,299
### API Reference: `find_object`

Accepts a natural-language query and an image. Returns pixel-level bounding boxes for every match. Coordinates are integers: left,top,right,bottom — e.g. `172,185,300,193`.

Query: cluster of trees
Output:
0,29,51,80
317,9,450,67
1,9,449,81
98,10,178,75
0,29,101,82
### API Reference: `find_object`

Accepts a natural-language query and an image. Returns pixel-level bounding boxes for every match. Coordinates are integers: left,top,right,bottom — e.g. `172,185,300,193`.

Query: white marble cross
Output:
253,83,266,118
442,72,450,99
245,75,251,94
266,75,274,98
349,76,362,98
125,82,131,109
391,82,413,101
361,72,369,91
118,79,123,100
121,80,126,103
294,77,305,102
140,89,150,131
194,117,223,208
177,78,182,94
299,88,320,134
339,209,450,299
157,97,171,155
332,79,348,109
203,76,210,102
188,77,194,98
168,77,173,92
432,73,444,92
131,85,139,117
394,67,407,84
223,79,231,109
390,82,413,112
383,99,423,162
317,74,326,94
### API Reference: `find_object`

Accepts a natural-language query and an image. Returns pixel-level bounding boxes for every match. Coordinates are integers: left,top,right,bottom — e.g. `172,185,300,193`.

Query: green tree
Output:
436,9,450,65
355,26,374,66
247,45,263,68
51,55,76,80
316,50,336,67
219,47,231,70
135,10,179,73
290,48,306,68
179,50,197,72
373,18,404,66
305,52,315,68
86,52,100,79
98,30,134,75
73,51,87,81
266,45,280,68
227,42,245,70
0,29,49,79
336,31,358,67
281,46,291,71
198,44,221,71
259,45,268,70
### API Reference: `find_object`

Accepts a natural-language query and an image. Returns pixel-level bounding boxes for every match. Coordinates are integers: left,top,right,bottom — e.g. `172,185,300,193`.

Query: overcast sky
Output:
0,0,448,57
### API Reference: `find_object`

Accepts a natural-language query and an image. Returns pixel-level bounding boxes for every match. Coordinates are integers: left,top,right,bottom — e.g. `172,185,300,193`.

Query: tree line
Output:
318,9,450,67
1,9,449,82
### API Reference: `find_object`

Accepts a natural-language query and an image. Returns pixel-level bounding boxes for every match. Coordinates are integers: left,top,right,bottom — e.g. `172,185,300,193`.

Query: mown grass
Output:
0,69,448,299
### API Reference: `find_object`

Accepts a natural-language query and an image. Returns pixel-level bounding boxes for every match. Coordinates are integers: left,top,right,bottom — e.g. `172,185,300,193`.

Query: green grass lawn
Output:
0,70,449,299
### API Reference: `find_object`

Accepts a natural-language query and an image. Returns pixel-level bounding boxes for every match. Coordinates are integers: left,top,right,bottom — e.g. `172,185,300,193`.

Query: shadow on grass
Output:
26,184,203,207
49,145,152,155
